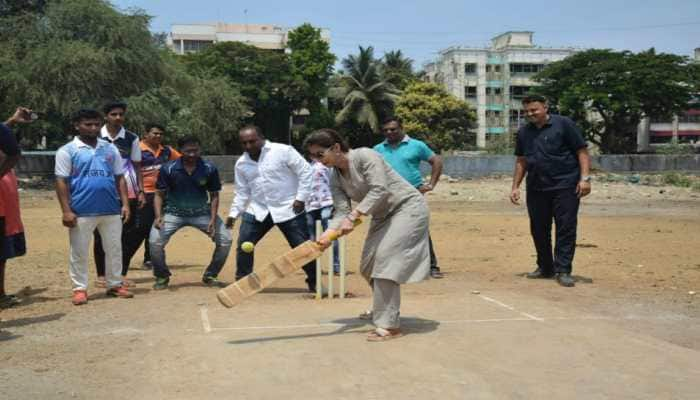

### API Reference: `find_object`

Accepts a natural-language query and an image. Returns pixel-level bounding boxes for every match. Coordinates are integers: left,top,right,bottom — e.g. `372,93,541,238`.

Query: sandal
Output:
367,327,402,342
0,294,22,309
121,279,135,287
358,310,373,320
96,277,107,288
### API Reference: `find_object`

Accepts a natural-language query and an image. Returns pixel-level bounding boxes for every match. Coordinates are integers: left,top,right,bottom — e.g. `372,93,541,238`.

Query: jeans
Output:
306,207,340,273
236,212,316,289
526,187,580,274
149,214,232,279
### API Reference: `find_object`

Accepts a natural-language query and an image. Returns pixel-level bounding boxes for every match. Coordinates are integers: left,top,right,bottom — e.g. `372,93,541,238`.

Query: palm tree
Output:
335,46,399,133
382,50,414,90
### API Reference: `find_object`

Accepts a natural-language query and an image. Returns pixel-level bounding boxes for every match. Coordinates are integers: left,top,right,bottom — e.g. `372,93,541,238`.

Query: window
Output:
182,40,213,52
494,65,501,73
509,63,546,74
464,63,477,74
465,86,477,99
510,86,532,99
485,65,491,73
486,87,502,95
679,113,700,123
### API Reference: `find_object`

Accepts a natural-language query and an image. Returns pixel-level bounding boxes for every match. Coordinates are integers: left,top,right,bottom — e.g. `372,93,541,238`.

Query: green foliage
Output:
653,143,696,155
394,82,476,151
661,172,692,187
534,49,700,154
335,46,399,136
287,23,336,112
381,50,415,91
484,134,515,155
0,0,165,148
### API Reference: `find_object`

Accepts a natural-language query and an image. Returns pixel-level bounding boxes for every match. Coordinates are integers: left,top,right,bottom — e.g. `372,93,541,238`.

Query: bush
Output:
661,172,692,187
654,144,696,155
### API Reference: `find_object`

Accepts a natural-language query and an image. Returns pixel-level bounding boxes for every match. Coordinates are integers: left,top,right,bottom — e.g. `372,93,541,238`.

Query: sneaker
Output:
202,275,226,288
0,294,22,309
430,268,444,279
153,277,170,290
555,273,575,287
72,290,88,306
106,286,134,298
142,261,153,270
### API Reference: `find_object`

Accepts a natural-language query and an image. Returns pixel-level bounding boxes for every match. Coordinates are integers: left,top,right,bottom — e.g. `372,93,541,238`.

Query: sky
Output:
112,0,700,68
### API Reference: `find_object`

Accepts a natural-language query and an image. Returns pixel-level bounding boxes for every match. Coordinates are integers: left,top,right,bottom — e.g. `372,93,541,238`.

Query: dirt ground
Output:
1,176,699,399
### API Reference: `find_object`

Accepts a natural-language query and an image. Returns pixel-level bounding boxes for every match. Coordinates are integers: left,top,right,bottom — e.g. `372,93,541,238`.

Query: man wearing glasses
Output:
374,117,445,279
226,126,318,292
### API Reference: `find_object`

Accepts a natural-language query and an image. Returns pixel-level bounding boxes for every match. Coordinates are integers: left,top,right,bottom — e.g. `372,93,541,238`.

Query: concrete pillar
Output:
180,39,184,54
637,117,650,152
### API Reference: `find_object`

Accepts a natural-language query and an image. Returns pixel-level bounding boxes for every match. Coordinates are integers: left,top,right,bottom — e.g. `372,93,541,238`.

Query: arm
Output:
319,170,353,248
154,190,165,229
576,148,591,198
354,150,390,217
226,163,250,228
287,146,312,214
116,174,130,223
420,154,443,193
55,178,77,228
510,157,527,205
131,139,145,207
207,191,220,236
0,113,23,178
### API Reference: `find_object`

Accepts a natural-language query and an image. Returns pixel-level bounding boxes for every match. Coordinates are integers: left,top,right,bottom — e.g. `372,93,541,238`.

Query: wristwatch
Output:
581,176,592,183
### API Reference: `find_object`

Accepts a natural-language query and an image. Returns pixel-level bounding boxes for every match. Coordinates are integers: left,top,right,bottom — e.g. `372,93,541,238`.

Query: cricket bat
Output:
216,220,361,308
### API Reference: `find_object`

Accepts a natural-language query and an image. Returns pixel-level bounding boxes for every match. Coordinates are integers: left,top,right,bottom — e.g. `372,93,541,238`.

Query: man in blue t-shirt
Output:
55,109,134,305
148,135,232,290
510,95,591,287
374,117,445,279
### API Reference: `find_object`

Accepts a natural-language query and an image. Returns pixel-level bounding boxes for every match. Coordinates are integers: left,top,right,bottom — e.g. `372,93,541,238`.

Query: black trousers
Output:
94,199,150,276
526,187,580,274
428,234,438,270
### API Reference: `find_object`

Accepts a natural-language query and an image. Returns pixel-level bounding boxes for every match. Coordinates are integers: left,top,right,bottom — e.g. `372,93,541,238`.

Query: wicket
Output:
315,220,347,299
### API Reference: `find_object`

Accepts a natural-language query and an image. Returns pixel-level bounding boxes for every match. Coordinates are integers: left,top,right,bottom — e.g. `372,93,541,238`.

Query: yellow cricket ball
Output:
241,241,255,253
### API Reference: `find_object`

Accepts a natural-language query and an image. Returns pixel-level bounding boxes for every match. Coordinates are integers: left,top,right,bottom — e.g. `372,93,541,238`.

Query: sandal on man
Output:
96,277,107,288
366,327,402,342
0,294,22,309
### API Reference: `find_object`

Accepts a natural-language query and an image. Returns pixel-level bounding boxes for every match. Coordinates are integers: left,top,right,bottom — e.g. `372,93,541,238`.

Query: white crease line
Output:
478,295,544,321
199,304,212,333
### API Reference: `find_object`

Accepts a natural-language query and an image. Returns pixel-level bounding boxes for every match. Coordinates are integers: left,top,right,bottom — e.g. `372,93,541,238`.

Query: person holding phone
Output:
225,126,318,292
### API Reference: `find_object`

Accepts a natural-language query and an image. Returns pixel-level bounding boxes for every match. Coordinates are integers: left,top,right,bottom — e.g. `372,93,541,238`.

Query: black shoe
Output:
526,268,555,279
430,268,444,279
202,275,226,288
556,273,575,287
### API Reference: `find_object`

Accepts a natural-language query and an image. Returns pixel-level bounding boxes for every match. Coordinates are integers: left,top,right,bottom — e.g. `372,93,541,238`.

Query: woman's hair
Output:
303,128,350,152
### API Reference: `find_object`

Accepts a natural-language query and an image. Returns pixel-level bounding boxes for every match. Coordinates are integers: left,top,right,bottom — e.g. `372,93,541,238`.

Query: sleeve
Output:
328,170,352,230
54,147,72,178
354,150,390,216
206,164,222,192
110,144,124,176
418,141,435,161
130,136,142,162
287,146,312,203
156,163,170,192
228,161,250,219
169,147,181,160
562,117,587,151
514,128,525,156
0,124,19,157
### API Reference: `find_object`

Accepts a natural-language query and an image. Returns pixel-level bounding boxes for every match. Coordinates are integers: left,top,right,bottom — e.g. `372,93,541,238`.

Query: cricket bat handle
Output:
324,218,362,242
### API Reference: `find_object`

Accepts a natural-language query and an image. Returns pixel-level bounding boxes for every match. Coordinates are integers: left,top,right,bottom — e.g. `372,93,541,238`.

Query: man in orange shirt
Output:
137,124,180,269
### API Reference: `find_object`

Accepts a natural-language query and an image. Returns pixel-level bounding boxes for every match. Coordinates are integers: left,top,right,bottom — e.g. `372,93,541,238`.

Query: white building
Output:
424,32,577,148
167,22,330,54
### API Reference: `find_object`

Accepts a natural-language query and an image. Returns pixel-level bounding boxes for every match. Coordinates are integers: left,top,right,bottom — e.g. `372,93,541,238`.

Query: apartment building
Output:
167,22,330,54
424,32,577,148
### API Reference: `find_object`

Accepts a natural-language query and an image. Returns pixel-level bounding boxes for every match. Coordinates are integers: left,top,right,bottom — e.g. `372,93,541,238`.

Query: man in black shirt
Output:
510,95,591,287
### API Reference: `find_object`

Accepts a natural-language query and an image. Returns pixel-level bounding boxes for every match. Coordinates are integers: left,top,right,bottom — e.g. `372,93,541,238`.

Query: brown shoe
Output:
106,286,134,298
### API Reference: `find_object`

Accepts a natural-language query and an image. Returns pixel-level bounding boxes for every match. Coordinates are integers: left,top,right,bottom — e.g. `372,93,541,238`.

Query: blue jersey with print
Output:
56,139,122,216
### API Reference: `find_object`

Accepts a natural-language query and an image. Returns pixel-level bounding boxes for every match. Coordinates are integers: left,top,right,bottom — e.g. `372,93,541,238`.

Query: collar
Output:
243,140,271,162
140,141,163,154
172,157,203,172
101,125,126,141
73,136,107,148
528,114,552,129
382,135,411,147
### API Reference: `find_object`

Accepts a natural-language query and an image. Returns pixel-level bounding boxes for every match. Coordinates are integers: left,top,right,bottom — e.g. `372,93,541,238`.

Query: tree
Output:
394,82,476,151
0,0,166,148
335,46,399,142
184,41,305,143
534,49,700,153
287,23,336,112
381,50,415,91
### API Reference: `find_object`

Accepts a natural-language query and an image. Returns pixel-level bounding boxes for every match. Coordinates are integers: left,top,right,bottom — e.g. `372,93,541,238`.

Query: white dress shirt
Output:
229,141,312,223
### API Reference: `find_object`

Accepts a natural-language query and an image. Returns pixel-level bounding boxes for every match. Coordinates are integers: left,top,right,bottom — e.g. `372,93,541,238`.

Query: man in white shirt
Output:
225,126,317,291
